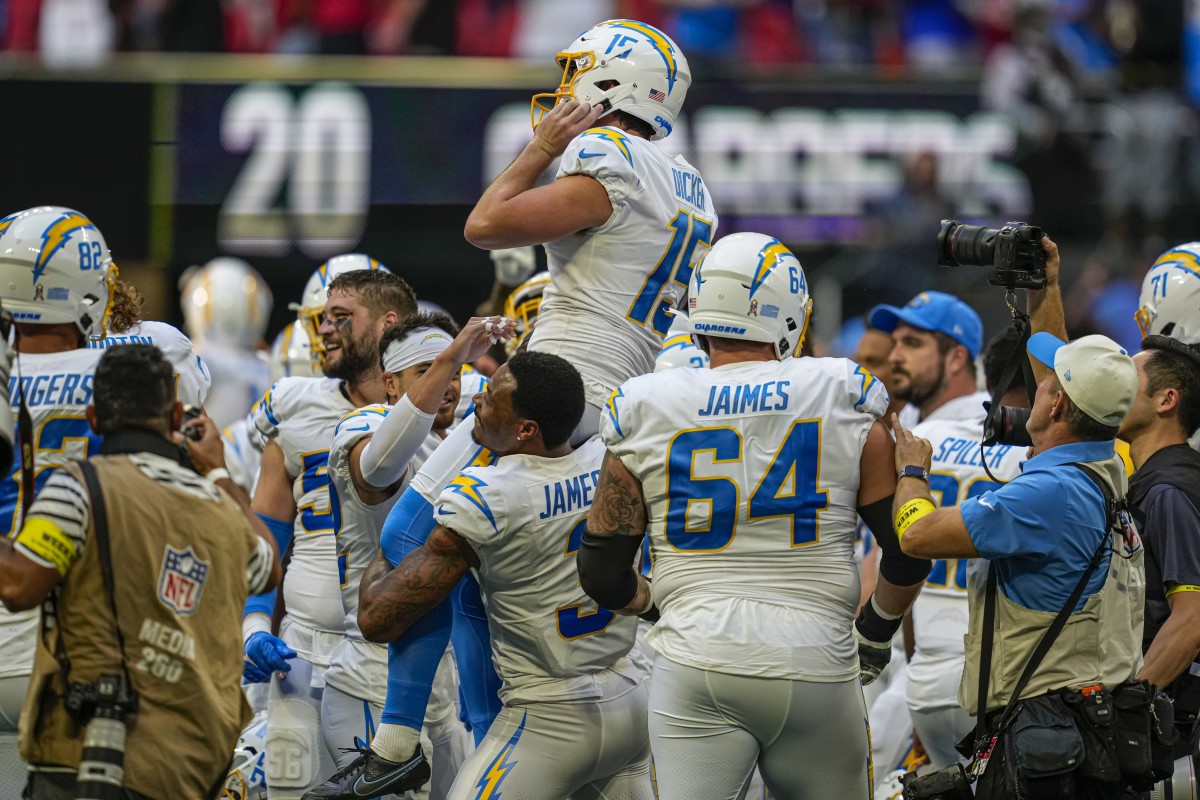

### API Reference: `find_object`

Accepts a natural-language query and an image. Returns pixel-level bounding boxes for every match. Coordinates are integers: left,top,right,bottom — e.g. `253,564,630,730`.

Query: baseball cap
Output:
868,291,984,359
1027,332,1138,426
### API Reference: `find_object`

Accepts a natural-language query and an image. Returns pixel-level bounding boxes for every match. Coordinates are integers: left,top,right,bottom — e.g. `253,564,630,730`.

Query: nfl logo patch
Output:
158,545,209,616
648,88,667,102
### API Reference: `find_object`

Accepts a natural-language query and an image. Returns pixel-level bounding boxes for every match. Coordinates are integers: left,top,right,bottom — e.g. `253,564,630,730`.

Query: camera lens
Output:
937,220,999,268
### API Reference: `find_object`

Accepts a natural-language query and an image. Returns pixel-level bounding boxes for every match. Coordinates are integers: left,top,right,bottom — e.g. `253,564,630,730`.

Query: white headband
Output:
382,326,454,373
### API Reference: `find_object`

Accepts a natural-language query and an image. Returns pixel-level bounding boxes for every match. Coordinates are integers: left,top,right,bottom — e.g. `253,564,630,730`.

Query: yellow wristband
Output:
895,499,936,542
1166,584,1200,597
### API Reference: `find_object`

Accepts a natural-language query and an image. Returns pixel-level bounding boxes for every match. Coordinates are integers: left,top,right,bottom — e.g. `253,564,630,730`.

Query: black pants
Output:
23,770,155,800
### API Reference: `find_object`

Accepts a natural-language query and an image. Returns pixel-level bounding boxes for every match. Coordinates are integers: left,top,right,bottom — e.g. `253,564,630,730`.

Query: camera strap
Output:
980,303,1037,481
970,464,1115,776
77,460,135,691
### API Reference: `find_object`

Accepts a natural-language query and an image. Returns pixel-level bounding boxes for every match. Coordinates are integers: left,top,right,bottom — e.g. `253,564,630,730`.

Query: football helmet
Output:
1135,242,1200,344
531,19,690,141
655,332,710,371
179,257,273,350
223,711,268,800
291,253,390,369
0,206,116,338
683,232,811,359
502,271,550,356
268,320,318,383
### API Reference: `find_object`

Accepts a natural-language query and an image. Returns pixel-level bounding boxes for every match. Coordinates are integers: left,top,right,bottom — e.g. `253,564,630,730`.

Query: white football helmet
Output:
222,711,268,800
655,332,710,371
684,232,812,359
291,253,390,369
268,320,318,383
502,271,550,356
0,206,116,338
179,257,273,350
1136,242,1200,345
531,19,690,141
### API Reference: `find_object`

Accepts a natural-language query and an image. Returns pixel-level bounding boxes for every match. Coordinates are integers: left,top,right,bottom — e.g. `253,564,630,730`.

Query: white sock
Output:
372,723,420,762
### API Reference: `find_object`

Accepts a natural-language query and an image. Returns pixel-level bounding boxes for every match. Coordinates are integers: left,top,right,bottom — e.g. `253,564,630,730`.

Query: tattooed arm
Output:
358,527,480,643
578,450,653,616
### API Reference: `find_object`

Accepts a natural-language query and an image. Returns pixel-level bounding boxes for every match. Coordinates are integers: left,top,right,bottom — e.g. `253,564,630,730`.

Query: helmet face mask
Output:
0,206,117,339
530,19,690,141
1136,243,1200,345
684,233,811,360
502,271,550,356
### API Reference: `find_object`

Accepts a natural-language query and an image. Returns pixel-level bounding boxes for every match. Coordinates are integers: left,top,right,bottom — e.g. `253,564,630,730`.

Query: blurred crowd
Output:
0,0,1187,72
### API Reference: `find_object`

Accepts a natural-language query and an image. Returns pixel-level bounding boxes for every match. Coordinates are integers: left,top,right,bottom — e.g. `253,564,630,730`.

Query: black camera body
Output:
66,674,138,724
901,763,974,800
937,220,1049,290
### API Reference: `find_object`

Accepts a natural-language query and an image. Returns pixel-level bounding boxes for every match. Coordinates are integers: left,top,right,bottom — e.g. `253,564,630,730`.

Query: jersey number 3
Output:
558,518,617,640
666,420,828,551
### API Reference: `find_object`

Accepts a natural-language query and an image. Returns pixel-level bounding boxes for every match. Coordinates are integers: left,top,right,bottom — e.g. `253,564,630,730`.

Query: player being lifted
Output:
243,258,416,799
356,352,651,800
310,20,718,798
579,234,932,800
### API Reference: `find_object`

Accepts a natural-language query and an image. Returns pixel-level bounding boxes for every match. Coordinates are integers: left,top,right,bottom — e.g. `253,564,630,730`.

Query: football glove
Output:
854,595,903,686
243,631,296,683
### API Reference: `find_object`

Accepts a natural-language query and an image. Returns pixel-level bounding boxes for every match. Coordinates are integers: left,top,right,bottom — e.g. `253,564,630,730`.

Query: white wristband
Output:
205,468,230,484
242,612,271,643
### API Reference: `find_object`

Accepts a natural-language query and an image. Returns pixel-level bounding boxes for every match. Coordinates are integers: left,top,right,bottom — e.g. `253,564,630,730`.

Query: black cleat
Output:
301,747,430,799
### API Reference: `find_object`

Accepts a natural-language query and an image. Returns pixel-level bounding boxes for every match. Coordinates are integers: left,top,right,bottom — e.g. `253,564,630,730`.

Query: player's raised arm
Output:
465,100,610,249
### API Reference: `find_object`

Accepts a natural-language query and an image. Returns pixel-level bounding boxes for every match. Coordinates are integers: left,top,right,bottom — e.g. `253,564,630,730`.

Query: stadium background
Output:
1,0,1198,354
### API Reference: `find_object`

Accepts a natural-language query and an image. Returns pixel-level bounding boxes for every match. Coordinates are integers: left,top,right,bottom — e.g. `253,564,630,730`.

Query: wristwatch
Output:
897,465,930,482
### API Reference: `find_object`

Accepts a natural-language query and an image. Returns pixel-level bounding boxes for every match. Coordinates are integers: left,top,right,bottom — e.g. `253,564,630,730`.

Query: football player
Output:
180,257,273,428
318,314,507,799
244,263,416,799
0,206,112,794
1136,242,1200,346
338,22,718,795
354,351,650,800
87,279,212,408
868,291,1023,768
1135,242,1200,450
578,233,931,799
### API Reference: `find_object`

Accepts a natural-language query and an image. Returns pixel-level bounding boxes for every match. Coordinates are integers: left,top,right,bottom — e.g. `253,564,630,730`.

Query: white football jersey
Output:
602,357,889,681
433,436,640,706
253,377,356,648
222,413,264,497
906,392,1023,711
0,348,105,677
197,342,271,430
530,126,718,408
322,403,443,704
88,320,211,407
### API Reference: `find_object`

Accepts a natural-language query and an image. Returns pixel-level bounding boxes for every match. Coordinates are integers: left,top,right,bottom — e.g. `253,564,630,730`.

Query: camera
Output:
937,220,1048,290
68,674,138,800
901,763,974,800
982,402,1033,448
181,404,204,442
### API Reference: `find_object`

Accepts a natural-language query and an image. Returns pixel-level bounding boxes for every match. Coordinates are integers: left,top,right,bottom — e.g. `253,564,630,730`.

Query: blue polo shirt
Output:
960,440,1115,613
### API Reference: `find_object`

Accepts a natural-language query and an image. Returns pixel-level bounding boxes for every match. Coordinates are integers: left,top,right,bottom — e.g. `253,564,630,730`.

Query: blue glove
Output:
243,631,296,683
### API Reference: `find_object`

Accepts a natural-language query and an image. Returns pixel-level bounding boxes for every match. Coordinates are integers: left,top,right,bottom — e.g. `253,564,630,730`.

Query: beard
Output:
896,359,946,409
322,332,377,381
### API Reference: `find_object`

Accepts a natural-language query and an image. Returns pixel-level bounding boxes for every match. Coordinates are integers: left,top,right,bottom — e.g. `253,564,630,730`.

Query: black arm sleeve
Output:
577,531,644,611
859,495,932,587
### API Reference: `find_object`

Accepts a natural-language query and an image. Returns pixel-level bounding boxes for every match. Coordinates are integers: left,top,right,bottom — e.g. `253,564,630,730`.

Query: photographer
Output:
1120,335,1200,756
0,345,281,800
894,331,1144,798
